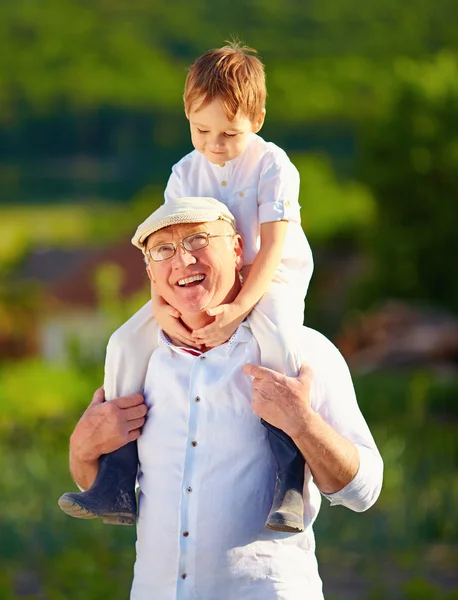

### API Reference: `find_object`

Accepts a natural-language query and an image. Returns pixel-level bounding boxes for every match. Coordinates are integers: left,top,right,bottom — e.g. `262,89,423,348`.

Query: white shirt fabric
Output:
131,323,383,600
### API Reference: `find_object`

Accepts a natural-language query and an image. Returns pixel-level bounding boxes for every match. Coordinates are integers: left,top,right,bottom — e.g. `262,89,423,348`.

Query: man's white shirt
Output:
132,323,383,600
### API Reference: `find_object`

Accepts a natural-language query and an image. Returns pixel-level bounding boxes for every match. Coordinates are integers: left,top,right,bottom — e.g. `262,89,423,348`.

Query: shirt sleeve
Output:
164,163,182,203
257,152,302,225
306,331,383,512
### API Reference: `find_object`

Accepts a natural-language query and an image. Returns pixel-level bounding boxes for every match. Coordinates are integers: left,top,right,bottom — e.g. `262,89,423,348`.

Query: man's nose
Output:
173,244,197,266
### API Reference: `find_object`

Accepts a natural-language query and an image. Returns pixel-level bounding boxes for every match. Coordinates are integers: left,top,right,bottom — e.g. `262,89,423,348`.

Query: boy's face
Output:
187,97,265,166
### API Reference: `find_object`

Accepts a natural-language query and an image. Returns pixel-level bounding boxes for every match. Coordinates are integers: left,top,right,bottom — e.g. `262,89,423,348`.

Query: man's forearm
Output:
291,409,359,494
69,433,100,491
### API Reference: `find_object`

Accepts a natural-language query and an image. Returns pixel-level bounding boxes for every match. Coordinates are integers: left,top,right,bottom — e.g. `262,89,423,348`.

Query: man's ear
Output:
252,108,266,133
146,263,155,283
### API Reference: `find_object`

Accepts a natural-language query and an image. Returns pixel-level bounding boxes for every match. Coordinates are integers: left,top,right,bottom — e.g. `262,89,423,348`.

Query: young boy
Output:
59,43,314,532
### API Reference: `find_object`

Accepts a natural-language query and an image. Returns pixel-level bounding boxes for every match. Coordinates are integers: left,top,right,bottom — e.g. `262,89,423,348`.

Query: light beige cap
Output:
132,196,236,252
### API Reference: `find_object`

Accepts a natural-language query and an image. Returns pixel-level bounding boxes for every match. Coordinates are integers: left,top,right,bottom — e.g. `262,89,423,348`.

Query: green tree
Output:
358,53,458,312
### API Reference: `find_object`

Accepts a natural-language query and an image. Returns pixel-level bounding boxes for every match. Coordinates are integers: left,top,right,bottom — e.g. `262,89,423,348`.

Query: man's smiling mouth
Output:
177,274,206,287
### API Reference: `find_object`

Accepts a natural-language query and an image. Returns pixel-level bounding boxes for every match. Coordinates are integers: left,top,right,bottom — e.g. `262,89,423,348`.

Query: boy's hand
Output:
192,303,248,347
154,300,198,347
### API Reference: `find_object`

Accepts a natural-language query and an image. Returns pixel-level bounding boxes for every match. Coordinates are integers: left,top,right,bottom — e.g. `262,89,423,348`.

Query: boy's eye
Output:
224,133,238,138
197,128,209,134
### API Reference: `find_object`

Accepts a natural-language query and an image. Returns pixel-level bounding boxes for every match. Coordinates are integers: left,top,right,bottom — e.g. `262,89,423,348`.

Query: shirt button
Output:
183,531,189,537
191,441,197,447
221,180,227,187
285,200,291,207
239,191,244,198
200,355,206,360
186,486,192,492
181,573,187,580
195,396,201,402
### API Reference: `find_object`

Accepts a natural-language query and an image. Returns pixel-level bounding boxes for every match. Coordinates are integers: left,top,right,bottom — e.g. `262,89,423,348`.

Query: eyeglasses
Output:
146,231,235,262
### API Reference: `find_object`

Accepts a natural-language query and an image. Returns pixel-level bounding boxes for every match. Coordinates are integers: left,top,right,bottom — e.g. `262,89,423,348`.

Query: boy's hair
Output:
184,42,266,122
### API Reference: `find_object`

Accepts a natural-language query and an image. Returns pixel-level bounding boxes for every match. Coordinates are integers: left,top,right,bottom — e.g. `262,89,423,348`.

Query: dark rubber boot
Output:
58,441,138,526
262,420,305,533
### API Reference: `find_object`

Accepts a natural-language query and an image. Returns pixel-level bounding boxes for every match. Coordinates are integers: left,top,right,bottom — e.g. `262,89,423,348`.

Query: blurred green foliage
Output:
358,53,458,312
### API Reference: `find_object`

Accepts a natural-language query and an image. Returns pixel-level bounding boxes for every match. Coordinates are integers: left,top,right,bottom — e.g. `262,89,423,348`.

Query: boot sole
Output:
58,496,135,526
265,521,305,533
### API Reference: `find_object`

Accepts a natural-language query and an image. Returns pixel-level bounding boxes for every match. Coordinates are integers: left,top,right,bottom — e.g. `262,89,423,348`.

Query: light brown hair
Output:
184,42,266,122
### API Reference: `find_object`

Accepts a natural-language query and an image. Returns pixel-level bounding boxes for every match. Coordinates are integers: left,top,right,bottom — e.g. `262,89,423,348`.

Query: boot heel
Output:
103,514,135,526
58,441,138,525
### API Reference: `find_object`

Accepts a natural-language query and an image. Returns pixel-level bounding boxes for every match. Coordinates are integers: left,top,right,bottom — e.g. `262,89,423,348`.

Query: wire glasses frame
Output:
145,231,235,262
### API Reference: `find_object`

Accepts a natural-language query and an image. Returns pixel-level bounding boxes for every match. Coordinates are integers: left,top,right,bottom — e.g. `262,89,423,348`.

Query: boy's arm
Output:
193,220,287,346
234,220,288,312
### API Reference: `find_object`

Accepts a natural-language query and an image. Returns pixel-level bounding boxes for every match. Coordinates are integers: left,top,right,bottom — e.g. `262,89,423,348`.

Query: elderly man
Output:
68,197,383,599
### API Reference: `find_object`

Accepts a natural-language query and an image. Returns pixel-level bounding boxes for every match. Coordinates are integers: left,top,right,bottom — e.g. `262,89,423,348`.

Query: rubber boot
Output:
262,420,305,533
58,441,138,526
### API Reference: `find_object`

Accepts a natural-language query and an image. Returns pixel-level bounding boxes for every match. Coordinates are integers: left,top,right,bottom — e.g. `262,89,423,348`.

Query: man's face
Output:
145,220,243,317
187,97,265,166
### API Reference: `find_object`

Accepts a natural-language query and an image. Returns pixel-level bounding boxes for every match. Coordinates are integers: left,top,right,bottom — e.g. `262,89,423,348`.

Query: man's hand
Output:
70,388,148,465
242,362,313,438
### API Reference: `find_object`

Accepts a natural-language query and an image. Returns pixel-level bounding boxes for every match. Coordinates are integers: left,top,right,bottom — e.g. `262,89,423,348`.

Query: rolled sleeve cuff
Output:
258,200,300,224
323,445,383,512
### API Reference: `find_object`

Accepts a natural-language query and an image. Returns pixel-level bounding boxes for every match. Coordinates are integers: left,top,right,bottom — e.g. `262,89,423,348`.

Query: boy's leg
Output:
58,301,158,525
262,421,305,532
247,287,306,532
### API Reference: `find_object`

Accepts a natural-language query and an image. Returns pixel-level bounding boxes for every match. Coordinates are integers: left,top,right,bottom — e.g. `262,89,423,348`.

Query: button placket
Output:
178,354,206,591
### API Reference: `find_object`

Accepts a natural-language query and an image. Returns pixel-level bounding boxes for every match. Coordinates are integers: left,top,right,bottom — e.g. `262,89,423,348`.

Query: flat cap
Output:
132,196,236,252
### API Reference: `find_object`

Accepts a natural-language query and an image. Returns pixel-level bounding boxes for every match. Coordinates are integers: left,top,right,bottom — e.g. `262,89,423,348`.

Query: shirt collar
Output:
158,320,252,357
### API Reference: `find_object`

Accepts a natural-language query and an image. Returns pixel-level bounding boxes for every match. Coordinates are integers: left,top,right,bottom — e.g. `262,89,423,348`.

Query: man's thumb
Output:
91,387,105,405
298,363,312,382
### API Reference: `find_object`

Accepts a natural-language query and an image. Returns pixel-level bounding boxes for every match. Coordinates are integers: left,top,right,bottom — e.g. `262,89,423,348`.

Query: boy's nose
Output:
212,134,225,147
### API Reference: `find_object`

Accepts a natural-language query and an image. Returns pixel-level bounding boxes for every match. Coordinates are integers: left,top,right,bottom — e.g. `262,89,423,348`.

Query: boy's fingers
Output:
176,333,199,346
207,305,225,316
192,326,209,339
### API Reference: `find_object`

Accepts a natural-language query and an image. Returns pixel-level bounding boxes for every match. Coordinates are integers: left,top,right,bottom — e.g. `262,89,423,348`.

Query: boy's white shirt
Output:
164,132,313,280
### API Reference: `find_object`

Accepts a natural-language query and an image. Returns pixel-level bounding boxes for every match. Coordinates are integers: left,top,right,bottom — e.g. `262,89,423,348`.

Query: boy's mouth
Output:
177,274,206,287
